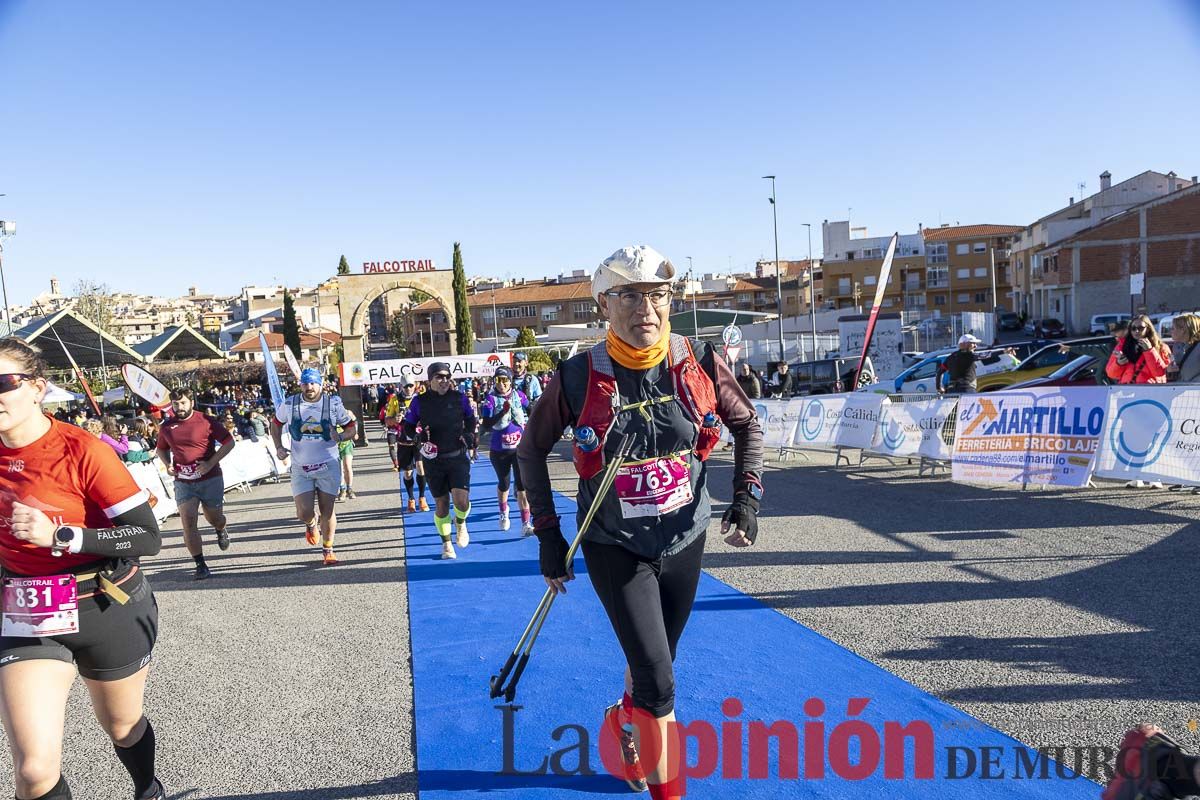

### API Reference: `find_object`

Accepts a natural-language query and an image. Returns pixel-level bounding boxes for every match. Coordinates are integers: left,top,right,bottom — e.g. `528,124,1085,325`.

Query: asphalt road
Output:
8,421,1198,796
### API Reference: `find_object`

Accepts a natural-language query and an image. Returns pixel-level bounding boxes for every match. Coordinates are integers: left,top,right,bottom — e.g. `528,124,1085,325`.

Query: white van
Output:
1089,313,1131,335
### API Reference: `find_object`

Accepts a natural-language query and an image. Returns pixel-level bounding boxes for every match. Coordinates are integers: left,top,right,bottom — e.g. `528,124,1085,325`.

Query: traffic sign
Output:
722,324,743,347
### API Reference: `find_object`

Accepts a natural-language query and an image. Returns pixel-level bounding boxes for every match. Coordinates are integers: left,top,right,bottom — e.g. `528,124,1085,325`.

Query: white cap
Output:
592,246,676,303
959,334,982,345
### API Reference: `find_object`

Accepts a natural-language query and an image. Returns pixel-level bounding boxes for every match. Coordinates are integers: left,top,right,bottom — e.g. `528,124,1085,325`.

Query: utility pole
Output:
762,176,785,364
686,256,698,335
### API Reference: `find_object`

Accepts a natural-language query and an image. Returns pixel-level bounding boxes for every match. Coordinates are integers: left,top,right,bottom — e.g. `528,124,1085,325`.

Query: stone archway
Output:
335,271,458,362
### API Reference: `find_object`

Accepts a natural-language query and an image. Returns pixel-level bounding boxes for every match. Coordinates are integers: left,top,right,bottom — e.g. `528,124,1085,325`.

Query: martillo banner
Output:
952,387,1108,487
869,396,958,460
1094,386,1200,486
792,393,884,450
339,353,513,386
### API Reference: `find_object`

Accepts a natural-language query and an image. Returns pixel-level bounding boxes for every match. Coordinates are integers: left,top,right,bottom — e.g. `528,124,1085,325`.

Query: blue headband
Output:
300,368,323,385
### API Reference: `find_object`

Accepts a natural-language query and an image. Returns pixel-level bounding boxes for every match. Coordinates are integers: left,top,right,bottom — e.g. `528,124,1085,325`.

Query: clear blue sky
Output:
1,0,1198,304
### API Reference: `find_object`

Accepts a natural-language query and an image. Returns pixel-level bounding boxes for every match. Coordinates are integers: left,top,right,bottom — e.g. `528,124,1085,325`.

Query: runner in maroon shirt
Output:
155,387,236,580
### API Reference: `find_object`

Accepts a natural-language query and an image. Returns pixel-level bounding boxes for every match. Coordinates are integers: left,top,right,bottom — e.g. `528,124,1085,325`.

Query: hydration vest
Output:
288,393,333,442
573,334,721,480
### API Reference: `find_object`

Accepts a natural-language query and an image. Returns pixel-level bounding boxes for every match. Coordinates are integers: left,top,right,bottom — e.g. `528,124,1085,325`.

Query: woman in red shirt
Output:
1106,314,1171,384
0,339,164,800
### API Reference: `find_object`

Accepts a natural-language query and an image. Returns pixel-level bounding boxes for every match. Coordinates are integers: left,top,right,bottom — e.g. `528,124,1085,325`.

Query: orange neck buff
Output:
606,322,671,370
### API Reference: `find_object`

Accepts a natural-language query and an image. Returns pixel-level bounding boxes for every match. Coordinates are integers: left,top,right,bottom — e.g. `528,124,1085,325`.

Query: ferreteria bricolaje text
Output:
497,698,1148,786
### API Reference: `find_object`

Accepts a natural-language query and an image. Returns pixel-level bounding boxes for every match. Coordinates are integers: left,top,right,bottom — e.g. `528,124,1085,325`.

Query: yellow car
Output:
975,337,1116,391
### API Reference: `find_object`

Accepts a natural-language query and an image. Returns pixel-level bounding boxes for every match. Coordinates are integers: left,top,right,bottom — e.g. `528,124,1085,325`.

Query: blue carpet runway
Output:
404,467,1099,798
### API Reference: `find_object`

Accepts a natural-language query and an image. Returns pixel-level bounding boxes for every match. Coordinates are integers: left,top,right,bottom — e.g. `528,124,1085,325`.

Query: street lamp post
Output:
803,223,817,359
0,220,15,331
491,287,499,344
762,176,785,365
686,256,698,336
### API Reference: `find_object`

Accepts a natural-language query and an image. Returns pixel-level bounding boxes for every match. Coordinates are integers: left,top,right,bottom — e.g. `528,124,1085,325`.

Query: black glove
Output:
535,525,571,579
721,492,760,544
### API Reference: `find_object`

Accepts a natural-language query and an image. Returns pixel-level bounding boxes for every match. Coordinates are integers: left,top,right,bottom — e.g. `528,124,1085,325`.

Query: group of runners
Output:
0,246,1192,800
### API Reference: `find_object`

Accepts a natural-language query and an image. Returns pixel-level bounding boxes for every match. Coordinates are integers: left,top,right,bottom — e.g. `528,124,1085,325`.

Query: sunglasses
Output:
0,373,33,394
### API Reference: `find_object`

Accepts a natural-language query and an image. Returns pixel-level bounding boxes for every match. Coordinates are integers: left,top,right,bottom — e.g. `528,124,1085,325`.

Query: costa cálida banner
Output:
1094,386,1200,486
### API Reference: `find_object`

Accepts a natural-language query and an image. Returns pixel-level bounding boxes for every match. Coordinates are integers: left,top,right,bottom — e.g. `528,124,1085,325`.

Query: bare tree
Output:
72,280,115,333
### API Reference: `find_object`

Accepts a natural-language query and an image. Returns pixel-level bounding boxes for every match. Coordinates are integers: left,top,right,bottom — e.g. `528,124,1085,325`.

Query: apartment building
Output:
404,278,601,354
1033,182,1200,328
921,224,1022,314
1011,169,1196,325
820,221,925,312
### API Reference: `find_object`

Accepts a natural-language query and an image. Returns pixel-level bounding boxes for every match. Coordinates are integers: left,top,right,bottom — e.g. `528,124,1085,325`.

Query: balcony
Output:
927,277,949,289
993,248,1012,259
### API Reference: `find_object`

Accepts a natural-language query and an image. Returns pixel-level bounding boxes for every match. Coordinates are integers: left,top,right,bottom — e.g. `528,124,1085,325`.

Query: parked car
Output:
1023,318,1067,338
861,345,1023,395
787,357,864,395
998,312,1022,331
1088,313,1131,335
1157,310,1199,339
976,336,1116,391
1007,355,1101,389
915,317,953,337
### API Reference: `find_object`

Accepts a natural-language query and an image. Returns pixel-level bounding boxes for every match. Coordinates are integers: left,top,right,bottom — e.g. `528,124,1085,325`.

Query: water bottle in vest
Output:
702,411,719,429
574,426,600,453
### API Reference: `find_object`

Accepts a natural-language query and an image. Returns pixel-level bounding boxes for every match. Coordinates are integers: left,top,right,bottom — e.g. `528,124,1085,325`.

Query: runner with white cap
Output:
518,245,764,799
270,368,356,566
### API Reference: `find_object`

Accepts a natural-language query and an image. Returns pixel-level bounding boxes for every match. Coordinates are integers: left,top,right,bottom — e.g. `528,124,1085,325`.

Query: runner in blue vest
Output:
518,246,764,799
270,369,357,566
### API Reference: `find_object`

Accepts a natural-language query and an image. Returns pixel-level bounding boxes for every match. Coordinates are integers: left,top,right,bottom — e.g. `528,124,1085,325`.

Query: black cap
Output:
427,362,452,379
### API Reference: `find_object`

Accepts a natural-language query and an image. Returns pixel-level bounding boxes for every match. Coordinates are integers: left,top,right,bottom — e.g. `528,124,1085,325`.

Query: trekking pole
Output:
489,433,634,702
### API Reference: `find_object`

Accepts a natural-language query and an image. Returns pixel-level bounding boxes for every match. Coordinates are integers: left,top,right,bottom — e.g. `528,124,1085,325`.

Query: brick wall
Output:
1075,212,1140,241
1078,243,1140,282
1147,238,1200,276
1147,191,1200,237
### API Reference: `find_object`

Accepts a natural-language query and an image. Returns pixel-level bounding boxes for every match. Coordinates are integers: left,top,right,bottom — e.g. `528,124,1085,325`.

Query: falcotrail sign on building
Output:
339,354,512,386
361,260,438,274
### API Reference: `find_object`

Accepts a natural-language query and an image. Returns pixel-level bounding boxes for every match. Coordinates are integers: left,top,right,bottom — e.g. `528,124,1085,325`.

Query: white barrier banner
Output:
1095,386,1200,485
869,396,959,460
745,399,803,448
792,393,884,449
339,353,512,386
126,462,176,522
220,440,278,487
952,387,1107,487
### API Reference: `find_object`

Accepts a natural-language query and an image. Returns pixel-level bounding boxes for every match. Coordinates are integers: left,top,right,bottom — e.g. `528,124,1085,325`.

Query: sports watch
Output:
51,526,78,558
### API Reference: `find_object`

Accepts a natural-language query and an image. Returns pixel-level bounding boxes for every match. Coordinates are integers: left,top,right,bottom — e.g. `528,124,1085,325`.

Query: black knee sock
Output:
192,554,206,568
113,719,157,799
404,476,414,499
416,475,427,497
26,776,71,800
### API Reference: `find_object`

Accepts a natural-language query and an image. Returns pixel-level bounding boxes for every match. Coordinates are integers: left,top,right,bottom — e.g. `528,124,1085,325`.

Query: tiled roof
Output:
414,281,594,311
922,224,1024,242
230,330,342,353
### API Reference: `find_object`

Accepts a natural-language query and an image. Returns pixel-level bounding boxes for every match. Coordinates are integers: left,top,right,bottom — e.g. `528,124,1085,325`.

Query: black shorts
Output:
0,561,158,682
421,452,471,496
396,443,417,470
